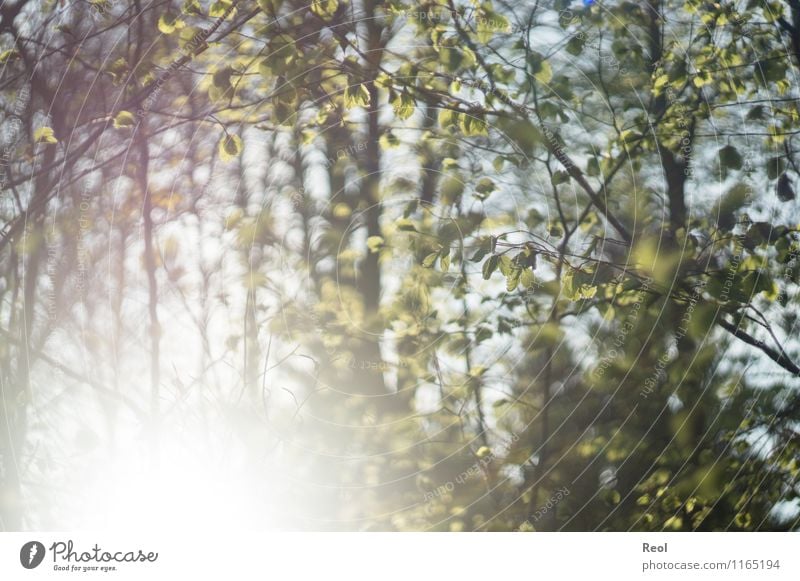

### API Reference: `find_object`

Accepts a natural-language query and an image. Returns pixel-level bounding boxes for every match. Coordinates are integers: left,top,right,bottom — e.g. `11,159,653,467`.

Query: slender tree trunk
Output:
136,138,160,466
352,0,386,397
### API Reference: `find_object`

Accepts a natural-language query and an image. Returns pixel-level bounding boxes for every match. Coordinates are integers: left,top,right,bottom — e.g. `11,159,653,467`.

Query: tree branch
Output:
718,318,800,377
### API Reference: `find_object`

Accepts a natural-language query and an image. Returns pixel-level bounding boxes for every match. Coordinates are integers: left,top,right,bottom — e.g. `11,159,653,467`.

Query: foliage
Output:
0,0,799,532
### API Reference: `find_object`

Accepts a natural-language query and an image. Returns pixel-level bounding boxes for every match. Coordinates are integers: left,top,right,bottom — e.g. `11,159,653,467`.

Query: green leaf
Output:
475,326,493,342
566,35,585,56
392,92,415,120
469,238,492,262
440,252,451,272
460,114,488,136
440,45,476,72
440,175,464,205
528,52,553,84
367,236,384,254
619,129,641,145
520,268,535,289
396,219,417,232
209,0,235,18
157,13,184,34
272,100,294,125
213,66,234,89
219,133,243,162
344,84,370,108
311,0,338,18
653,74,669,91
562,268,597,301
498,255,513,276
482,255,499,280
256,0,281,13
536,61,553,84
755,59,787,85
182,0,203,15
746,105,765,121
422,252,439,268
692,70,711,88
379,132,400,149
0,49,19,64
34,127,57,144
475,177,495,199
209,66,236,102
179,27,207,54
719,145,743,171
113,111,136,128
767,157,786,180
258,59,273,81
734,512,752,529
506,268,521,291
476,10,510,43
496,118,542,154
551,170,570,186
438,108,458,130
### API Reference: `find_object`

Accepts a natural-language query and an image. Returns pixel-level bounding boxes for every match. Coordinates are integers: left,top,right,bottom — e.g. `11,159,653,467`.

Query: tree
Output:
0,0,798,531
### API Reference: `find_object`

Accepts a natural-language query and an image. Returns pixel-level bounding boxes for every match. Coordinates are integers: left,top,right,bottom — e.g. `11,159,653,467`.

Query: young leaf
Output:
435,247,451,272
482,255,499,280
311,0,338,18
422,252,439,268
767,157,786,180
528,52,553,83
392,92,415,120
469,238,491,263
113,111,136,128
219,133,243,162
157,13,184,34
551,170,570,186
719,145,743,170
396,219,417,232
34,127,57,144
520,268,535,289
344,84,370,108
209,0,235,18
475,177,496,199
506,268,521,291
438,108,458,130
367,236,384,253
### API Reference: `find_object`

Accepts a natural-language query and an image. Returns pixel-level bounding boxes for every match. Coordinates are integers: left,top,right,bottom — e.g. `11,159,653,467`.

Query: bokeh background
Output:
1,0,799,531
